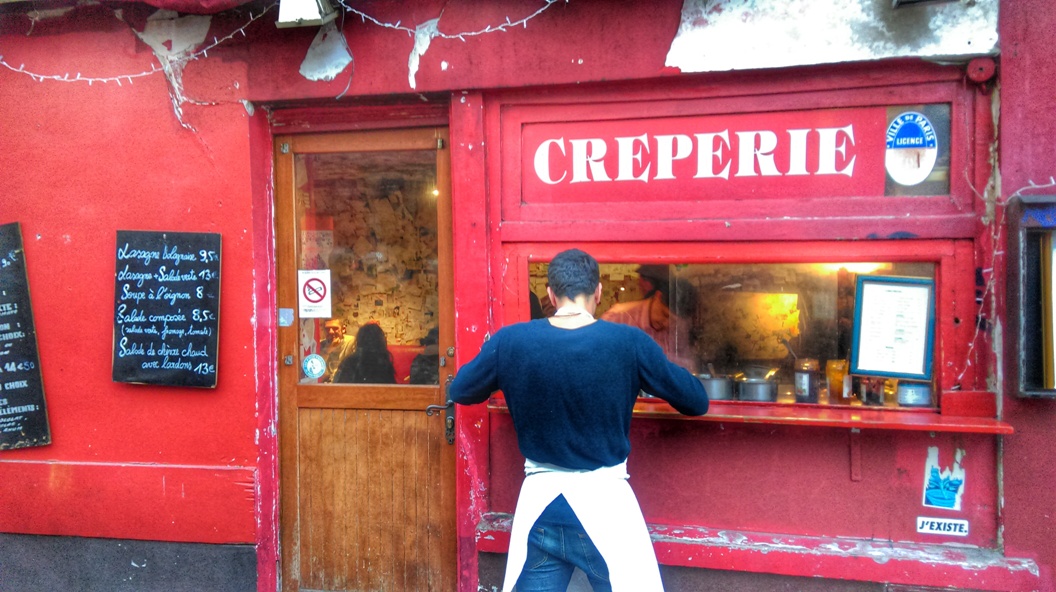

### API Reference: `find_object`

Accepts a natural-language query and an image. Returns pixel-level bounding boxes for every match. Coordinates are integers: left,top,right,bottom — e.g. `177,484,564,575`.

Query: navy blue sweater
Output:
449,319,709,470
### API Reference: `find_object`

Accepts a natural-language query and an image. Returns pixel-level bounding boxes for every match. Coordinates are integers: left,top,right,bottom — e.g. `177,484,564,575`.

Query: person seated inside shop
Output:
409,327,440,385
601,264,698,371
321,318,356,383
333,322,397,384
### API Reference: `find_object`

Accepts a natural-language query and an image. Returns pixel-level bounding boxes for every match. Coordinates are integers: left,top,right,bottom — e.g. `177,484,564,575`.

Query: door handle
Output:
425,400,455,445
424,400,452,416
425,376,455,444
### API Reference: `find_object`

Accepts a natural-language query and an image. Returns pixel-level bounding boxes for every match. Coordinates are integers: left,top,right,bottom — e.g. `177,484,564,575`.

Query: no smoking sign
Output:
298,270,332,318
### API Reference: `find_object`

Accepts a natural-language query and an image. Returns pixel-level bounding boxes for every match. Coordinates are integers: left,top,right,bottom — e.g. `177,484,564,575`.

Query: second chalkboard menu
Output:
0,222,51,449
112,231,221,388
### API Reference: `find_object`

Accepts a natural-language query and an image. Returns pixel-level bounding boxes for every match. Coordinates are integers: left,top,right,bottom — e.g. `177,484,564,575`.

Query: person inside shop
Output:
409,327,440,385
601,264,699,372
449,248,709,592
529,291,546,320
333,322,397,384
321,318,356,383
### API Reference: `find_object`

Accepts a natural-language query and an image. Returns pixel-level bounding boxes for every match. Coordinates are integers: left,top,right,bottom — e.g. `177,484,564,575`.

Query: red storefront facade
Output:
455,63,1026,590
1,1,1055,591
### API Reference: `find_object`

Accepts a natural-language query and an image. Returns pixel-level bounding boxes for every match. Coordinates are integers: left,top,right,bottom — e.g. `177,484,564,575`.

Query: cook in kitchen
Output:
600,264,699,372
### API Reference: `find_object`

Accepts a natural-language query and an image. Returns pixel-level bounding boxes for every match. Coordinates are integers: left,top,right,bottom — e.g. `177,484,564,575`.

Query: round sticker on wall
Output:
885,112,938,186
303,353,326,379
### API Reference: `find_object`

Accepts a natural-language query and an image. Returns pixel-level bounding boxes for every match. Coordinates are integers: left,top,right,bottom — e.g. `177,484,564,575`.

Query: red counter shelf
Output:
479,394,1021,588
487,391,1013,435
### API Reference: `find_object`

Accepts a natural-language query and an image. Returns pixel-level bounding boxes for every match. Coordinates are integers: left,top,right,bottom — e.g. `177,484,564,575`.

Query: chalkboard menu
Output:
0,222,51,450
112,231,221,388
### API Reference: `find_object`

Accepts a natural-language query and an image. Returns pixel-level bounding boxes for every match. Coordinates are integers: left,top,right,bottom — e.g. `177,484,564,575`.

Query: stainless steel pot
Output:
737,377,777,402
697,375,735,400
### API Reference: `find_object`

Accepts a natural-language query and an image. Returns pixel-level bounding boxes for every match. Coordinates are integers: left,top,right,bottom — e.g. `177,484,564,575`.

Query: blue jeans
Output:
515,522,612,592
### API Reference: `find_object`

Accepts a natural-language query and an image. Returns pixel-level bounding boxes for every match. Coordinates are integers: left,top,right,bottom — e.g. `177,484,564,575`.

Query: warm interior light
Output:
431,188,440,197
817,263,891,274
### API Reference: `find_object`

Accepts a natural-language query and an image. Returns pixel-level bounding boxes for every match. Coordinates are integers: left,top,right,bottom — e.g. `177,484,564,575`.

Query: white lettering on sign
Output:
570,138,610,183
533,126,856,186
818,125,856,176
916,517,969,537
534,138,567,184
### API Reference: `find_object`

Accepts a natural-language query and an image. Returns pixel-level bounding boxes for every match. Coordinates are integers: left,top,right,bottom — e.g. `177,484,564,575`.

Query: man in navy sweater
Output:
449,249,709,592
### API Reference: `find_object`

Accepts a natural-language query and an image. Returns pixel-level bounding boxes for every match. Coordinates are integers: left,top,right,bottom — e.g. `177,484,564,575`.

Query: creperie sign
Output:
534,126,855,182
519,108,888,204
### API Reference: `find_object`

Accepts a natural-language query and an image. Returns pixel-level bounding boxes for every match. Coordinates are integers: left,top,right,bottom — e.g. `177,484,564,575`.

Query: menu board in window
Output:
112,231,221,388
0,222,51,449
850,275,935,381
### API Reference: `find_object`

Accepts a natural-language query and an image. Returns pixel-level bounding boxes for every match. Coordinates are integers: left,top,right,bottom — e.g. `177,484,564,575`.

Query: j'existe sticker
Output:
916,516,969,537
885,111,938,186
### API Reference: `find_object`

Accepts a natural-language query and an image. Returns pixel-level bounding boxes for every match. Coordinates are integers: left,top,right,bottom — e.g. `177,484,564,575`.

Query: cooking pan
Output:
737,378,777,402
697,374,735,400
732,366,779,402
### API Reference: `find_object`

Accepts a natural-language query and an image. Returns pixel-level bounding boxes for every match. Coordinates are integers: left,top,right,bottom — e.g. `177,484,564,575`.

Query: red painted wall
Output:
0,10,264,544
997,0,1056,586
487,415,1000,545
239,0,685,102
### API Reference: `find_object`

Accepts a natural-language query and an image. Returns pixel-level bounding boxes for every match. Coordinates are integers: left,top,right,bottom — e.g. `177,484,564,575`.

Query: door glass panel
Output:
295,149,440,385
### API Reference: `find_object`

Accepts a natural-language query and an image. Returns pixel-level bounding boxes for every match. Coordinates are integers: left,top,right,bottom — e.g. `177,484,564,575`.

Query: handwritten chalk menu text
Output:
0,222,51,450
112,231,221,388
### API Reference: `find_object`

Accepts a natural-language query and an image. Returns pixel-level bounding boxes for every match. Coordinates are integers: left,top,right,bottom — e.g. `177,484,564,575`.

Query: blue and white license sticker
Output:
303,353,326,379
885,111,938,186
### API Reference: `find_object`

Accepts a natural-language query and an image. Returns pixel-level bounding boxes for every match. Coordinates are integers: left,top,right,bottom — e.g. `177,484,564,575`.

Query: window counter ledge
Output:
486,396,1013,435
475,513,1039,590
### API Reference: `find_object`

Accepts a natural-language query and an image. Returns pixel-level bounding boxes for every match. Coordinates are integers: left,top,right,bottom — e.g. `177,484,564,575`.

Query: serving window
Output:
495,240,1010,435
529,260,936,407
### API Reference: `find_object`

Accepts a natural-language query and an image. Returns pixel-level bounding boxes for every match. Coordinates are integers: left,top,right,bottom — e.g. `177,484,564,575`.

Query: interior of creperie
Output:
531,260,936,401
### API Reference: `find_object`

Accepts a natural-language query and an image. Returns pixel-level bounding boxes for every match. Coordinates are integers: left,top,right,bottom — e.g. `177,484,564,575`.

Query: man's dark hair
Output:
547,249,599,300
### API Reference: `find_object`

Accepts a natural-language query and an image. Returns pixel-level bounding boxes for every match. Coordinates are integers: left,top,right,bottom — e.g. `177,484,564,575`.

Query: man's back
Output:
449,318,707,470
448,248,706,592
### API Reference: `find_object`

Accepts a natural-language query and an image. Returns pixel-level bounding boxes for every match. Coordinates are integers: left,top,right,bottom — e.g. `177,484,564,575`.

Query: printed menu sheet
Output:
853,277,934,379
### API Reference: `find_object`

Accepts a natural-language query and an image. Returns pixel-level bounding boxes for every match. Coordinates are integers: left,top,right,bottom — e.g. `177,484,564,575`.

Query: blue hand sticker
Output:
922,447,965,511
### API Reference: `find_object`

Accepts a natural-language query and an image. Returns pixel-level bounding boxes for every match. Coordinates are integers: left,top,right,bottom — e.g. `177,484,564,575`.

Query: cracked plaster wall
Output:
667,0,998,73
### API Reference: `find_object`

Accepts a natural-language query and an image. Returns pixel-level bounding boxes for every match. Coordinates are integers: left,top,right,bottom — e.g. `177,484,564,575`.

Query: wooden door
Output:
274,128,456,592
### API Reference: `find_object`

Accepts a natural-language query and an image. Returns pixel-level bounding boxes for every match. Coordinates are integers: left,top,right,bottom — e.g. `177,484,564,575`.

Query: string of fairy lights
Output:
0,0,562,88
0,3,277,87
0,0,563,127
338,0,561,41
952,175,1056,388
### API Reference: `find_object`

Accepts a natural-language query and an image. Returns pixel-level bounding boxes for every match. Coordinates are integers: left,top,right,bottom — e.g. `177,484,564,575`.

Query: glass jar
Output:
825,359,849,404
794,358,821,403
